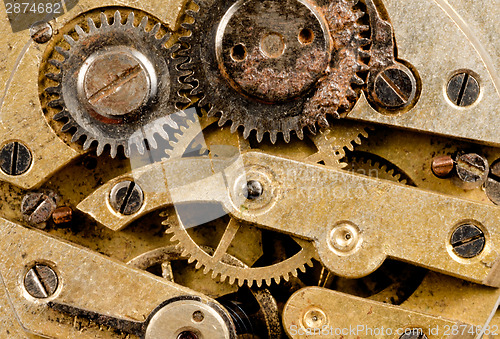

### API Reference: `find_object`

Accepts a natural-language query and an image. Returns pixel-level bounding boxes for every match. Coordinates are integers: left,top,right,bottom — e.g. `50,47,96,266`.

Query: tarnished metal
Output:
24,264,59,299
447,72,481,107
486,159,500,205
51,206,73,225
109,180,144,215
29,21,53,44
79,151,500,287
431,155,455,178
283,287,475,338
43,9,191,158
0,0,499,337
183,0,370,143
0,141,32,176
450,223,486,259
453,153,489,190
21,191,58,227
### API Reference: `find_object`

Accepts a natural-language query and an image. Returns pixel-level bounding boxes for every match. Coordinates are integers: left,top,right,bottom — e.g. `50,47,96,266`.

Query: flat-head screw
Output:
451,224,485,259
373,65,416,109
453,153,489,190
109,180,144,215
21,191,58,228
83,50,151,117
447,72,480,107
30,21,53,44
0,142,32,176
486,159,500,205
24,264,58,298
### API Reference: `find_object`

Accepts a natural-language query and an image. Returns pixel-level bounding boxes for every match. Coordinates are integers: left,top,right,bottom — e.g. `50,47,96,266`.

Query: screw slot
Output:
450,224,485,259
0,141,32,176
24,264,58,299
231,44,247,62
447,71,480,107
109,180,144,215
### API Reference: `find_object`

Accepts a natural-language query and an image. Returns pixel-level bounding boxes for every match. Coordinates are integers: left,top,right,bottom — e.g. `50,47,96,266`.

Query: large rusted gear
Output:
182,0,370,144
44,10,191,158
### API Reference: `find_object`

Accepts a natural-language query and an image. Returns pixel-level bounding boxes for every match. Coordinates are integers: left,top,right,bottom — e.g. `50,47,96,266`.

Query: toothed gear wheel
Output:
182,0,369,143
166,218,316,287
44,10,191,158
344,151,416,185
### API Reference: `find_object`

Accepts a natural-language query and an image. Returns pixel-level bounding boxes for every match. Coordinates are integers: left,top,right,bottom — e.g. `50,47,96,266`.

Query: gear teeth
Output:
256,130,265,143
45,86,61,94
139,16,148,31
357,63,369,72
96,142,106,156
113,10,122,26
359,38,371,46
359,50,371,59
110,144,119,158
318,116,329,128
296,128,304,140
74,25,86,38
357,24,370,32
83,138,95,150
283,130,291,143
126,12,135,27
63,35,76,47
71,130,84,142
194,261,203,270
229,121,239,134
135,139,146,155
150,23,161,36
351,75,365,86
308,124,317,135
46,73,62,82
100,12,109,26
228,276,236,285
87,18,98,33
49,99,64,108
61,121,76,132
353,10,366,20
49,59,63,69
53,110,67,120
270,131,278,144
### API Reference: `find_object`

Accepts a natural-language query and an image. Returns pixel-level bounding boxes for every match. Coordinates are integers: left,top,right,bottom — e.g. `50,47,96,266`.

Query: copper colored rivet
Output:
52,206,73,225
431,155,454,178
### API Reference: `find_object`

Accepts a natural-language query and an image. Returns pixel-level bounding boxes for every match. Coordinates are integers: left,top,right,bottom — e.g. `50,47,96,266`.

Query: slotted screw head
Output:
30,21,53,44
0,142,32,176
109,181,144,215
447,72,480,107
373,65,417,109
21,191,58,227
451,224,485,258
454,153,489,190
486,159,500,205
24,264,58,298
